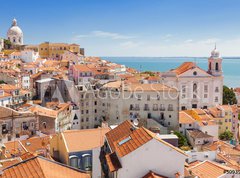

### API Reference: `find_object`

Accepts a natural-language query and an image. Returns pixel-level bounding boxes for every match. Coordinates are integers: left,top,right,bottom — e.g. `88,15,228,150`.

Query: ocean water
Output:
102,57,240,88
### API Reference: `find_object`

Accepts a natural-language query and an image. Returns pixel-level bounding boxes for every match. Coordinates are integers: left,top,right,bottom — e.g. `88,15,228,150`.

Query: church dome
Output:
7,18,23,36
7,18,23,45
211,45,220,58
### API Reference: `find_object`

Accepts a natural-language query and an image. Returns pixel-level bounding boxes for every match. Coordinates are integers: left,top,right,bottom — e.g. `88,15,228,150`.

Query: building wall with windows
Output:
39,42,80,58
161,48,223,110
0,106,38,143
98,82,179,131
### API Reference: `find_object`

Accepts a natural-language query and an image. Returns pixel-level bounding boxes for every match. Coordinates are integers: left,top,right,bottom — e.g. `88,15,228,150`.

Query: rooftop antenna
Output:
214,43,217,50
133,118,139,127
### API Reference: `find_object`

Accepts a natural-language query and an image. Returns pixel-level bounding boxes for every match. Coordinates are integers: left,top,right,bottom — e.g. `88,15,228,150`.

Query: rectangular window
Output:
182,85,186,93
147,95,150,101
204,85,208,92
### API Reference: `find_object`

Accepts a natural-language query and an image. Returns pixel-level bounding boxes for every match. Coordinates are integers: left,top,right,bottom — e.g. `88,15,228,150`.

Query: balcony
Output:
135,107,140,111
153,108,158,111
159,108,165,111
144,107,150,111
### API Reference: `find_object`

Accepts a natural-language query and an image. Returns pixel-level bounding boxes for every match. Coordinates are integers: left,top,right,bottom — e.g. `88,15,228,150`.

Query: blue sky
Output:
1,0,240,56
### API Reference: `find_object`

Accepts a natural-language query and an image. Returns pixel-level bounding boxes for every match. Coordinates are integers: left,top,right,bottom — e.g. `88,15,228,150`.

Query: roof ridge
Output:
36,156,88,173
142,127,188,156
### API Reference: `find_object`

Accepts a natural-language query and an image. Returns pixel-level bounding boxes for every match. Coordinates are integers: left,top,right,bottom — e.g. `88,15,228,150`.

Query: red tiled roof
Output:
105,152,122,172
0,156,90,178
172,62,196,75
188,160,231,178
143,171,168,178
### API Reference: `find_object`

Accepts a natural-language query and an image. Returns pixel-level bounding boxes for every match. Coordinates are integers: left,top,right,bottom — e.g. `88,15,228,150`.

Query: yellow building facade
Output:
39,42,80,58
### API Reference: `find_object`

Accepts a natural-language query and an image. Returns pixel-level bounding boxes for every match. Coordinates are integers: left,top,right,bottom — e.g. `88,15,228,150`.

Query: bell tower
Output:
208,44,222,76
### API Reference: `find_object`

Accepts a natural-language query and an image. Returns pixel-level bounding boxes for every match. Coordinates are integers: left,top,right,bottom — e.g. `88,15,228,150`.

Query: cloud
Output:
92,31,135,40
120,41,143,48
73,30,135,40
162,34,173,42
184,39,193,43
198,38,220,45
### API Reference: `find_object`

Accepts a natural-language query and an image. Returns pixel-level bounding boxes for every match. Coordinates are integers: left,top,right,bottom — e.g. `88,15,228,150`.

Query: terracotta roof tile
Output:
143,171,168,178
188,160,231,178
0,156,90,178
105,152,122,172
106,121,187,157
62,128,110,152
179,112,195,124
172,62,196,75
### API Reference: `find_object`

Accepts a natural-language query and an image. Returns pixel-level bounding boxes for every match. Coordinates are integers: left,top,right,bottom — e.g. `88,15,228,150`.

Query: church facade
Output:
161,47,223,110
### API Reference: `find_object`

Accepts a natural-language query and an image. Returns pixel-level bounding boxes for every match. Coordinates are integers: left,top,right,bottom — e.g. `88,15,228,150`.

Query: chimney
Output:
175,172,181,178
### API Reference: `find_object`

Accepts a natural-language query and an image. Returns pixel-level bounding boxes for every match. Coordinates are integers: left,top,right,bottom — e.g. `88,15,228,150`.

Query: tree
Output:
219,130,233,140
3,39,11,49
174,131,188,147
223,85,237,105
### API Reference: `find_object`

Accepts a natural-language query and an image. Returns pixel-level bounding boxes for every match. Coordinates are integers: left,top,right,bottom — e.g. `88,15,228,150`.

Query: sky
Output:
1,0,240,57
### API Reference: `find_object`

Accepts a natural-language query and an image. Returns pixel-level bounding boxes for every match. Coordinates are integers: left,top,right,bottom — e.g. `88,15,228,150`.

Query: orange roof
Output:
172,62,196,75
188,160,231,178
105,152,122,172
3,141,27,159
62,128,110,152
0,91,11,99
179,112,195,124
20,136,50,154
0,156,90,178
73,64,92,72
105,120,133,152
146,75,160,81
0,158,21,170
143,171,168,178
106,121,187,158
113,127,152,157
10,51,21,56
0,84,19,91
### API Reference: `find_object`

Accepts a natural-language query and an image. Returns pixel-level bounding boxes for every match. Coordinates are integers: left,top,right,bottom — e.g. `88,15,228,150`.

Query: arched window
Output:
193,83,198,98
19,37,21,43
209,62,211,70
215,62,219,71
13,37,16,42
193,83,197,93
81,154,92,171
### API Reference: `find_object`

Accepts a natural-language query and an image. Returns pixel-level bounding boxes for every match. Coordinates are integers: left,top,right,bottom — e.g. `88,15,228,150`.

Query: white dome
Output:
7,26,23,36
211,45,220,58
7,18,23,45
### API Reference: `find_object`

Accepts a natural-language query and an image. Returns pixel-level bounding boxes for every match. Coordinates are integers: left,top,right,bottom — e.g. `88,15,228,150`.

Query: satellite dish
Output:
133,119,139,127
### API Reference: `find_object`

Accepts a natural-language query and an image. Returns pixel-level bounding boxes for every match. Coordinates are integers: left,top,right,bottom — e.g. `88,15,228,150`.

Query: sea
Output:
102,57,240,88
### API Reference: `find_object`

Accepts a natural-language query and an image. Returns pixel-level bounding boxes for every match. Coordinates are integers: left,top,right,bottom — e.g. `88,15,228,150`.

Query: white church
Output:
0,18,24,51
161,46,223,110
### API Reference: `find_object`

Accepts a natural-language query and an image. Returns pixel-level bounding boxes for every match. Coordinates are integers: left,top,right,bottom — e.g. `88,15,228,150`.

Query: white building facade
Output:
161,47,223,110
20,50,39,63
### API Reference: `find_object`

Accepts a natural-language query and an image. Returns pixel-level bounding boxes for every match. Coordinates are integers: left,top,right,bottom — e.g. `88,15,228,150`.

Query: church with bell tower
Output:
161,46,223,110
